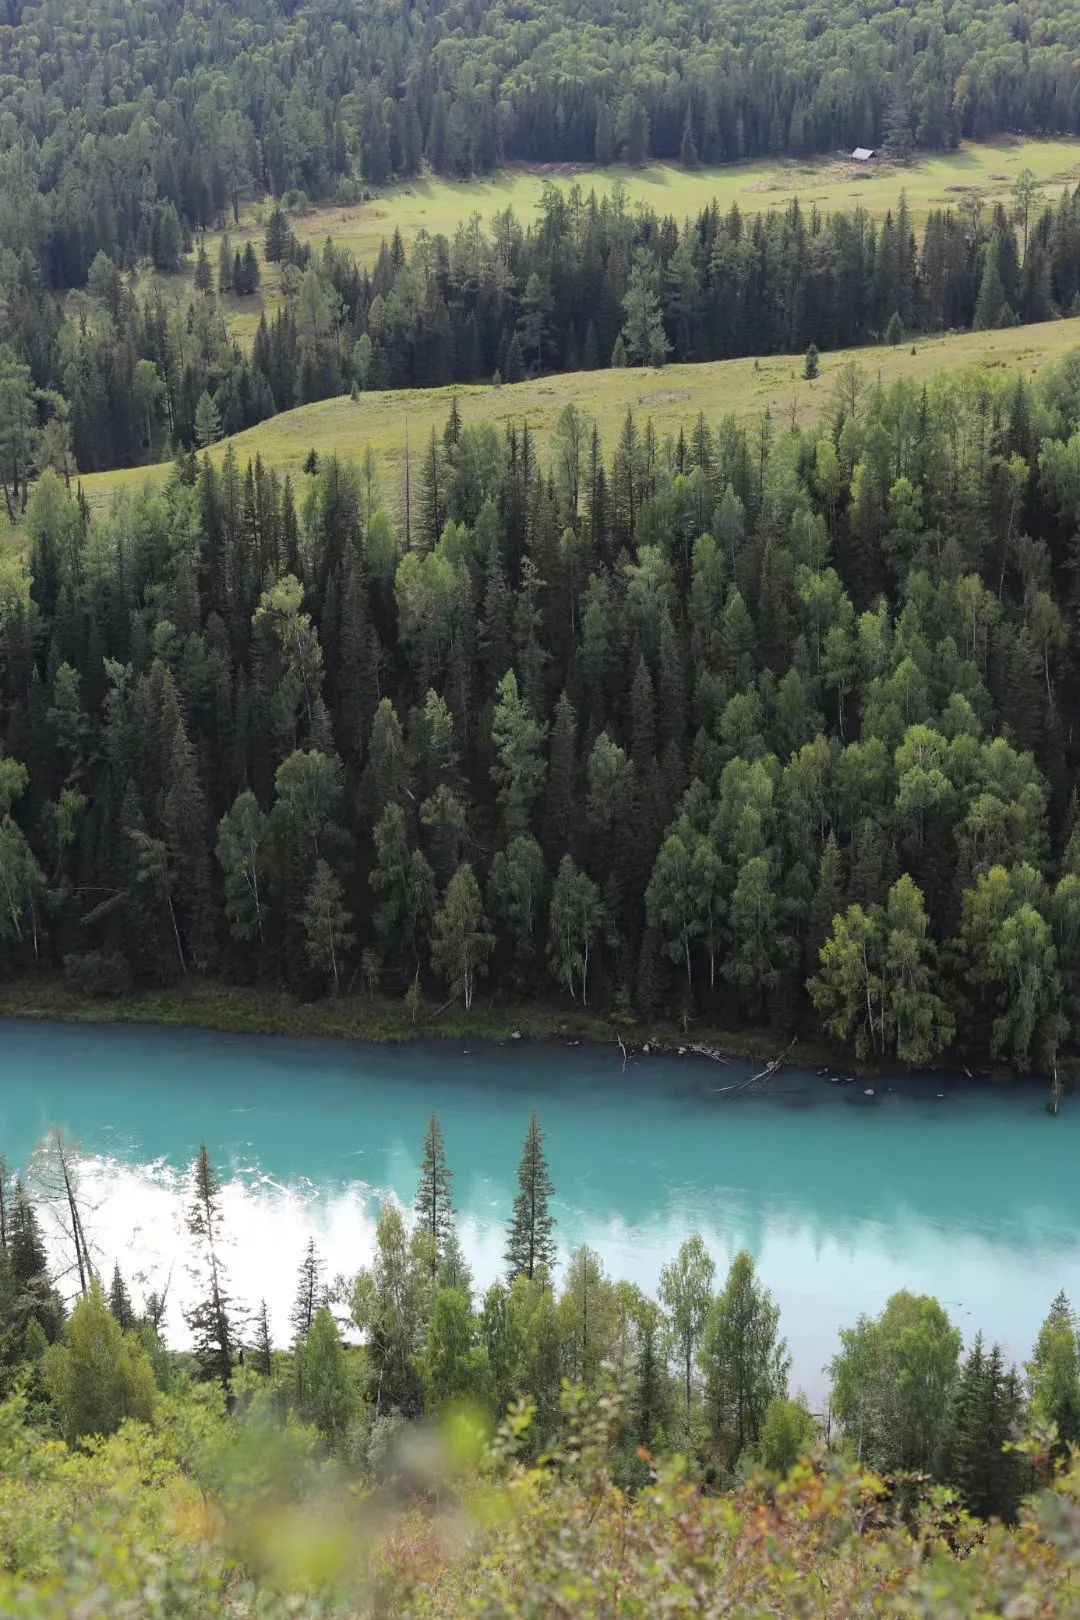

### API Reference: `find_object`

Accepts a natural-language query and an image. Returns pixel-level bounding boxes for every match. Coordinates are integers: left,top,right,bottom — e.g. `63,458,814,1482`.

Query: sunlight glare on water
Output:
2,1019,1076,1398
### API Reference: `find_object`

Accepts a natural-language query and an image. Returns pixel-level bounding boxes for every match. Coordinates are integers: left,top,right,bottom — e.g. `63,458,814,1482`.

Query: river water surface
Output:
2,1019,1075,1397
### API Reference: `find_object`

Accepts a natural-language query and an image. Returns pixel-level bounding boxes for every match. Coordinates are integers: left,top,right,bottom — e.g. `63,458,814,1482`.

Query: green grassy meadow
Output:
149,138,1080,350
75,314,1080,518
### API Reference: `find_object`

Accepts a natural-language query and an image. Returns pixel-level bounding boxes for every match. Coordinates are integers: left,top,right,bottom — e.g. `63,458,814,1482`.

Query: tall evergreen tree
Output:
291,1237,325,1341
107,1262,134,1332
184,1144,233,1394
414,1115,455,1274
505,1113,557,1282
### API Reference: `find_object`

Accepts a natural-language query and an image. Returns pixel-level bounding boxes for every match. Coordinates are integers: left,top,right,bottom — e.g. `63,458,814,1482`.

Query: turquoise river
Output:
2,1018,1076,1397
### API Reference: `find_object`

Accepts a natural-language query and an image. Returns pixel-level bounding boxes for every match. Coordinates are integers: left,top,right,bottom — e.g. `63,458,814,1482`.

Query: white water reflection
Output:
44,1148,1080,1403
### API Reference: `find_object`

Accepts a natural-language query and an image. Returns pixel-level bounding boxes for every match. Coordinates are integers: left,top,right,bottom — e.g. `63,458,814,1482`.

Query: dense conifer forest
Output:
3,359,1080,1072
9,0,1080,1610
8,0,1080,479
7,172,1080,479
5,0,1080,258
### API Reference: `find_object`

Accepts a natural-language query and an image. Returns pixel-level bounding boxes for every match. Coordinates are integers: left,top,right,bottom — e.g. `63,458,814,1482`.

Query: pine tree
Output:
264,205,289,263
974,234,1011,331
194,391,222,448
418,429,445,551
885,311,904,347
184,1144,233,1393
193,243,213,293
240,241,260,295
803,342,820,381
594,102,615,165
217,234,233,294
163,717,216,969
491,669,547,841
620,250,667,366
443,395,462,449
414,1114,455,1274
504,332,526,383
505,1113,557,1281
943,1334,1025,1522
253,1298,274,1375
543,692,577,861
107,1261,134,1332
9,1180,47,1287
291,1237,325,1340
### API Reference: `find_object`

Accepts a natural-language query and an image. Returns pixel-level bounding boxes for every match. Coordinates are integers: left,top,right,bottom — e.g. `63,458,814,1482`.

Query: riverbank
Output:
1,977,1070,1089
0,977,834,1067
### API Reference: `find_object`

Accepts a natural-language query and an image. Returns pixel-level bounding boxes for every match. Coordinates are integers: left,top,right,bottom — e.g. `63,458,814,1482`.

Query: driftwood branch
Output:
712,1037,797,1095
688,1043,732,1065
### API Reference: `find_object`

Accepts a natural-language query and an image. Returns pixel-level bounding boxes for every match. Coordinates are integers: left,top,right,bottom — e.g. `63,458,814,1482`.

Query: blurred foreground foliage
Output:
2,1375,1080,1618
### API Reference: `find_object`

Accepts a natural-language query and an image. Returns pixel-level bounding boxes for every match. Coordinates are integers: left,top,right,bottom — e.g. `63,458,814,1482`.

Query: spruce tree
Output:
194,392,222,448
803,342,820,381
193,243,213,293
107,1261,134,1332
505,1113,557,1281
264,205,289,263
253,1297,274,1375
184,1144,233,1393
974,235,1011,330
9,1180,47,1287
414,1114,455,1274
290,1236,325,1341
943,1334,1025,1522
240,241,260,295
418,429,445,550
543,691,578,861
620,249,667,366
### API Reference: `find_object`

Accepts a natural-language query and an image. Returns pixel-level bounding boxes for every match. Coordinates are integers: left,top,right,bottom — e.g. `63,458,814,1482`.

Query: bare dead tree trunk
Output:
30,1128,95,1294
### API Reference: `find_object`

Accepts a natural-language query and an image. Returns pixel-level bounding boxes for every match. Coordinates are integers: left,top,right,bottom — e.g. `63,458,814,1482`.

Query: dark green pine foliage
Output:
107,1262,134,1332
264,206,290,263
290,1236,325,1340
415,1114,455,1274
418,431,445,552
543,691,577,861
184,1144,234,1393
9,1181,48,1288
942,1334,1026,1523
253,1298,274,1376
505,1113,557,1281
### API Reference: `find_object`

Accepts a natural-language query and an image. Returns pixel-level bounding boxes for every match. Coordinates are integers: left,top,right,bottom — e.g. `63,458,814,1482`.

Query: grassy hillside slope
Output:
150,138,1080,347
76,315,1080,515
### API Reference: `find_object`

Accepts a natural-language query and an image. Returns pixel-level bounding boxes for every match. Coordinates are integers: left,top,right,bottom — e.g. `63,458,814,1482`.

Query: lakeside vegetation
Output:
3,1125,1080,1614
0,979,840,1071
